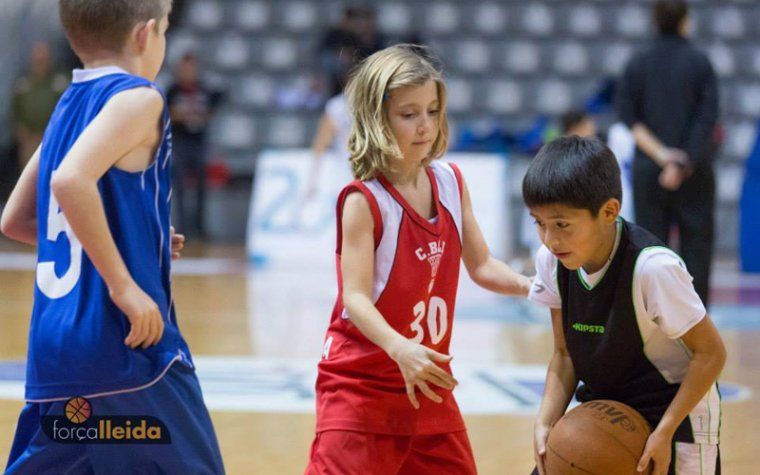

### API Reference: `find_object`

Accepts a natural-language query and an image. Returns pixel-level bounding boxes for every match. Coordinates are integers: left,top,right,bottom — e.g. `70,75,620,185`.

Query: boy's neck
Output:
582,220,619,275
82,56,143,78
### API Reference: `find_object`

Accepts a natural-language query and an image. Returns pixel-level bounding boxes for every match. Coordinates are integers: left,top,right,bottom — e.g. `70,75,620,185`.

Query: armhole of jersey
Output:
448,162,464,202
335,182,383,255
108,83,167,174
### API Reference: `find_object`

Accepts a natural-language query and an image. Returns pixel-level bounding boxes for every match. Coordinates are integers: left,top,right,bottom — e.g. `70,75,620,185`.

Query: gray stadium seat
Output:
238,74,275,109
377,3,412,35
736,83,760,118
710,7,745,40
444,77,474,114
425,2,459,35
552,42,590,76
214,35,250,71
485,80,523,115
280,1,318,33
266,115,308,147
213,112,257,150
503,41,541,75
261,38,299,71
234,1,270,32
567,5,602,38
615,5,649,38
472,3,508,35
454,39,490,73
707,44,736,78
521,4,554,37
724,120,756,159
600,43,634,76
535,80,572,115
186,0,224,31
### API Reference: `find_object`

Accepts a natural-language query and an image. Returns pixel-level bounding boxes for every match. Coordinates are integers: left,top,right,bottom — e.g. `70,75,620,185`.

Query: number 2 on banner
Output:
36,192,83,299
410,296,448,344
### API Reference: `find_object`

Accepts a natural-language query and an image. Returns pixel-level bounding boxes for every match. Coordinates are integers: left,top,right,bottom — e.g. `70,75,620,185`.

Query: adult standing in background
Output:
11,41,67,169
167,52,221,239
616,0,719,305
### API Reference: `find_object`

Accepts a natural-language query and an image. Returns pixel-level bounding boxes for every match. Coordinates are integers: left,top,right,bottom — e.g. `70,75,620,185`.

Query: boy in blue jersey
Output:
1,1,225,473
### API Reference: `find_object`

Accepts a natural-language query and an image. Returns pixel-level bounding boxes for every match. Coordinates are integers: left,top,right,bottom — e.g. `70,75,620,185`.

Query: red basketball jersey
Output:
315,161,466,435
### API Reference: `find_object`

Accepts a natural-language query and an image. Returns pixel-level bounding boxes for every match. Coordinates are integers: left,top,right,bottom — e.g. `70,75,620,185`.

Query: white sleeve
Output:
324,95,345,124
528,245,562,309
636,249,707,339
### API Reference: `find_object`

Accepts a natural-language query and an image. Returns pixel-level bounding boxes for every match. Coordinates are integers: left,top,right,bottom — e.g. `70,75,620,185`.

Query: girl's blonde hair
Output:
345,44,449,180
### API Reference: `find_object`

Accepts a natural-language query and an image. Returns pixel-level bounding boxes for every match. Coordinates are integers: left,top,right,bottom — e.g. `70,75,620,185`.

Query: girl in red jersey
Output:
305,44,531,475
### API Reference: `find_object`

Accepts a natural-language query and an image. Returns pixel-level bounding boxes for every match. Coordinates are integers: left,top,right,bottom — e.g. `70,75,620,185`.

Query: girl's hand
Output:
388,339,458,409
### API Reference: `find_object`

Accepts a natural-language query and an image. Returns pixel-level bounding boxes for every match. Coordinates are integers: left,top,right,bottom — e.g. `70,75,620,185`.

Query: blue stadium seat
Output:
424,2,459,35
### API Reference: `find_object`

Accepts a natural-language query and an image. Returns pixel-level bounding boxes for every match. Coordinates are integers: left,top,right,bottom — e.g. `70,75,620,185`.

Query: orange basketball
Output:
545,400,652,475
65,397,92,424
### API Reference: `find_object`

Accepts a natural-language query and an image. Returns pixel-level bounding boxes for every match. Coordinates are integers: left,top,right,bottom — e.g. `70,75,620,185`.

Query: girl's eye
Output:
557,222,569,229
533,220,544,228
429,109,440,115
402,113,416,119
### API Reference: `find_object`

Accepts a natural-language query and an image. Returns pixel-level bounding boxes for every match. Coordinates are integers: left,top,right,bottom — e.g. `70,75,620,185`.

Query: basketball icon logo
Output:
65,397,92,424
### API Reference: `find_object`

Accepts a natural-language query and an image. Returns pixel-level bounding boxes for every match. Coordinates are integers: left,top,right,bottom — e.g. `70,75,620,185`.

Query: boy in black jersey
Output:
524,136,726,475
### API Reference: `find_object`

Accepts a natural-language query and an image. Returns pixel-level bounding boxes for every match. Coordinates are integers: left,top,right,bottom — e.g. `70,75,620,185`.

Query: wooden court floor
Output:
0,241,758,474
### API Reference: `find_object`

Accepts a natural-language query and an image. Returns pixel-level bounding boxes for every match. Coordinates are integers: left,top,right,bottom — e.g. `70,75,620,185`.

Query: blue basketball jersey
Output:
27,66,192,401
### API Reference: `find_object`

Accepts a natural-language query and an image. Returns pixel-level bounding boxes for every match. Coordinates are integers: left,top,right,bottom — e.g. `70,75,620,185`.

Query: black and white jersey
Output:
529,219,720,445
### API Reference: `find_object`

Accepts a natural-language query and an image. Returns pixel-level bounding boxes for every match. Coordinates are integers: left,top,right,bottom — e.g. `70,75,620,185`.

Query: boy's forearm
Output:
654,350,725,437
472,257,531,296
537,352,577,427
51,177,133,292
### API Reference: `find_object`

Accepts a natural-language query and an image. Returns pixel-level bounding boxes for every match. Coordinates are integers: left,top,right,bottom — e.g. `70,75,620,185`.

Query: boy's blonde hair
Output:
345,44,449,180
59,0,171,56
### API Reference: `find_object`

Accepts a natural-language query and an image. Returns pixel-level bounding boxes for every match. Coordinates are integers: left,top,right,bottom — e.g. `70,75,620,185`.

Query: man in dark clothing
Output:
167,53,221,238
616,0,719,305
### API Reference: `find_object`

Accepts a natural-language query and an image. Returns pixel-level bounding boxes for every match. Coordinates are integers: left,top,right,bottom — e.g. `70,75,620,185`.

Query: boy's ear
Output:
134,19,157,53
599,198,621,223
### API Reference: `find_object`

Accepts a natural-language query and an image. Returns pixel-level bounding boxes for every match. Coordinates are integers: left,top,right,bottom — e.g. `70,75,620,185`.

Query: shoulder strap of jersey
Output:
335,181,383,254
448,162,464,201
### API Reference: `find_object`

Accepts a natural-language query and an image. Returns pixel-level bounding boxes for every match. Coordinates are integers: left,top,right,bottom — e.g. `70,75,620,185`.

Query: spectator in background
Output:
167,53,221,239
560,110,597,138
616,0,719,305
11,41,67,169
318,7,383,97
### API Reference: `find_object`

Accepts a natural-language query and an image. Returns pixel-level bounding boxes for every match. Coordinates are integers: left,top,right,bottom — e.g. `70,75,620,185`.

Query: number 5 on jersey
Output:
410,296,448,345
37,191,83,299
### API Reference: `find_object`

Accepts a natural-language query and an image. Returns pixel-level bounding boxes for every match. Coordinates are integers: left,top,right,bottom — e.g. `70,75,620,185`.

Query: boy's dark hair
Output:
560,110,589,135
59,0,171,55
522,136,622,216
653,0,688,35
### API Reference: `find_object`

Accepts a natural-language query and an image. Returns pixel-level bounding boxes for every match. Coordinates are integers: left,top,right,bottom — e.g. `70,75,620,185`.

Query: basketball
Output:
545,400,652,475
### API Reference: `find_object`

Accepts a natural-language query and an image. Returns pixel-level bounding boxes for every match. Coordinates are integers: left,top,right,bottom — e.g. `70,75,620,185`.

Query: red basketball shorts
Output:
305,429,477,475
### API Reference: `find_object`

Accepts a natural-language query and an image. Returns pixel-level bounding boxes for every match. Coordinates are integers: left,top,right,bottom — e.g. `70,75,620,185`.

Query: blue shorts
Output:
5,363,225,474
